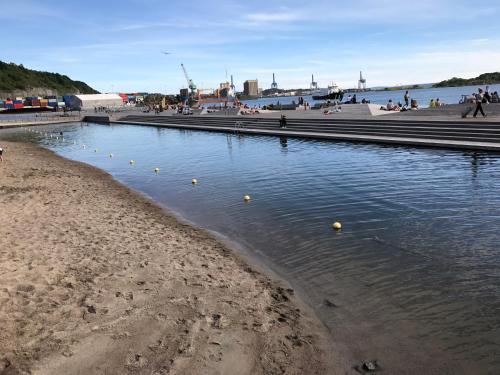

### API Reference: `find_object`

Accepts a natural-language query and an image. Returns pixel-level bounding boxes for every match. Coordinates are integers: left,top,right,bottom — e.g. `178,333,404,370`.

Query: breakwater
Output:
114,115,500,152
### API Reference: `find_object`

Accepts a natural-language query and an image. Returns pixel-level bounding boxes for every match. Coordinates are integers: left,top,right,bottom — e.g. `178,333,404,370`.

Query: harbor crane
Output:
181,63,197,95
271,73,278,89
358,71,366,91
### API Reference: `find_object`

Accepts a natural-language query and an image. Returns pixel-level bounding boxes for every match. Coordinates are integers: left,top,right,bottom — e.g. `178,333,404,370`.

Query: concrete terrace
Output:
111,104,500,152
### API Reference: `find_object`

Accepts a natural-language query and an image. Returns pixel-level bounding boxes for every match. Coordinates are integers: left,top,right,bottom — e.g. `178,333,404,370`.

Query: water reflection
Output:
461,151,498,179
279,136,288,149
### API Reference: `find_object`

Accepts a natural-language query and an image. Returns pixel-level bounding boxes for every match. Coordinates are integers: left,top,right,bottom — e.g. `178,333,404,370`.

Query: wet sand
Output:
0,141,339,374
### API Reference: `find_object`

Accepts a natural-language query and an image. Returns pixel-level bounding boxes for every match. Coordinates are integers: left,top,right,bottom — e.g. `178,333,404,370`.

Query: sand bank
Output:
0,141,339,374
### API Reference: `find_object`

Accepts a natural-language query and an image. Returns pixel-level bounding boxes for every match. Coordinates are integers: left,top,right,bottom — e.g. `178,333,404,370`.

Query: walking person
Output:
473,88,487,118
0,146,4,162
404,91,409,107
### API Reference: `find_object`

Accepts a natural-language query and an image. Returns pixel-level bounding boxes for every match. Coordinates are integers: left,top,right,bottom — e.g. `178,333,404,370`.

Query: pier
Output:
112,114,500,152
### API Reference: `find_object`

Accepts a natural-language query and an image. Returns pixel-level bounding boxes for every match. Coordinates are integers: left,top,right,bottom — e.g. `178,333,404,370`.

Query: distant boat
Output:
312,83,344,101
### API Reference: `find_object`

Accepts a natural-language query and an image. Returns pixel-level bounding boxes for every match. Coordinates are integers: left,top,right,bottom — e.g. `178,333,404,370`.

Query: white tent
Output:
68,94,123,110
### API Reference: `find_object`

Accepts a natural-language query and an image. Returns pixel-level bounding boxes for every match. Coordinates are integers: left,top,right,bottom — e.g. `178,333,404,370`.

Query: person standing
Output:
0,146,4,162
473,88,487,118
279,114,287,128
484,86,492,103
404,91,409,107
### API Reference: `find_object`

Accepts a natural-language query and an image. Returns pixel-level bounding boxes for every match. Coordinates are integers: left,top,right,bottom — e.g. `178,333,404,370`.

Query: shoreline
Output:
0,140,342,374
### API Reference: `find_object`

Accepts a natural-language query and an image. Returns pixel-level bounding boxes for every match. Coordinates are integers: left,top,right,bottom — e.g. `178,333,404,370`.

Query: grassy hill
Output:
0,61,99,96
433,72,500,88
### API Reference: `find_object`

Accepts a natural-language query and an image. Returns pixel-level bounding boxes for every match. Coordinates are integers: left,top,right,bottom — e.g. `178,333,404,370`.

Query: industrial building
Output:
243,79,259,97
64,94,123,110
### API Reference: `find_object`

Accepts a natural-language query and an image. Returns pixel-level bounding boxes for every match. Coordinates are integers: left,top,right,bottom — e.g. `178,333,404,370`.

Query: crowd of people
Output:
94,106,112,113
457,86,499,118
377,86,498,117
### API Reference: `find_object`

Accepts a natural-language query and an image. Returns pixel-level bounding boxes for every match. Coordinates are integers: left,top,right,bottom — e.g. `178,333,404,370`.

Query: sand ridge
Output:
0,141,338,374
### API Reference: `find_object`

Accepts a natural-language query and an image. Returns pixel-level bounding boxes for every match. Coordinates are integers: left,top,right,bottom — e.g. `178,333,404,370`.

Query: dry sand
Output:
0,141,339,375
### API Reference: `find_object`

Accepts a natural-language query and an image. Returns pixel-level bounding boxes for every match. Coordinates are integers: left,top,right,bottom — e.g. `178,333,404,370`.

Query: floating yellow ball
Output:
243,195,251,202
332,222,342,230
192,178,198,185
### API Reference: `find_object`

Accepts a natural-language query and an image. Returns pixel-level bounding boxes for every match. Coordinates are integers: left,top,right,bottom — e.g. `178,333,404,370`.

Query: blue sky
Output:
2,0,500,93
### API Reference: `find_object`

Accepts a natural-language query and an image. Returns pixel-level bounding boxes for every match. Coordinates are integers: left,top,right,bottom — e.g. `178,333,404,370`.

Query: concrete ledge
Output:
112,120,500,152
83,116,110,124
0,119,79,129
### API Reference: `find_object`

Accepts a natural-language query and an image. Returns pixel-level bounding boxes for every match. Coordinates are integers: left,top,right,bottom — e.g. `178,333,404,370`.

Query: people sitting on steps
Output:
491,91,499,103
380,99,400,111
324,106,342,115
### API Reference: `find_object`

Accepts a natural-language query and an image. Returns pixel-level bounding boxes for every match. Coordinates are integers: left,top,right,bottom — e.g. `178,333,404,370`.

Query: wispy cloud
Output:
114,22,184,31
241,67,308,74
306,59,328,66
244,12,303,23
0,0,65,20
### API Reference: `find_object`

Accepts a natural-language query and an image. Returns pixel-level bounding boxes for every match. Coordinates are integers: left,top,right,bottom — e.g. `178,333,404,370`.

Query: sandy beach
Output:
0,140,338,374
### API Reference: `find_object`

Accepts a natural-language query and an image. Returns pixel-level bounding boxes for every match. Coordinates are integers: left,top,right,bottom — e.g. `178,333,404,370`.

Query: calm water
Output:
243,83,500,108
4,123,500,373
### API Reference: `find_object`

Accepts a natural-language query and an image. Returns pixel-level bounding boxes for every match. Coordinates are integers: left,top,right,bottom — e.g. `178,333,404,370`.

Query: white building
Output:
66,94,123,110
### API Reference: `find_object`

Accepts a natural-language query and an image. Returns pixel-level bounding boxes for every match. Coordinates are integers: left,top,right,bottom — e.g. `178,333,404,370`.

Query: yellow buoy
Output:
243,195,251,202
332,222,342,230
154,167,160,173
129,160,135,164
192,178,198,185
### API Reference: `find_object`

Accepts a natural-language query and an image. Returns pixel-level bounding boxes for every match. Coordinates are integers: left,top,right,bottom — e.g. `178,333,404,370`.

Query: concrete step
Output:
124,117,500,136
119,116,500,138
122,115,500,130
119,118,500,143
